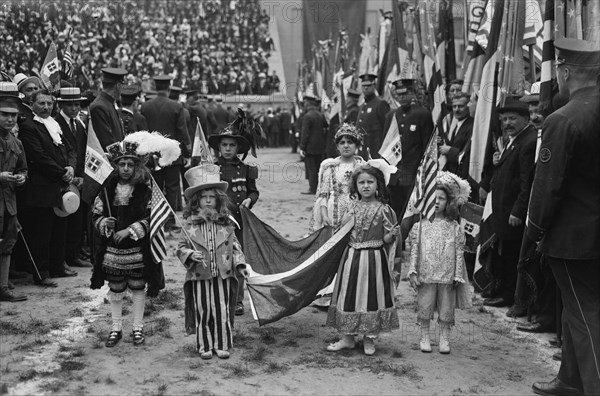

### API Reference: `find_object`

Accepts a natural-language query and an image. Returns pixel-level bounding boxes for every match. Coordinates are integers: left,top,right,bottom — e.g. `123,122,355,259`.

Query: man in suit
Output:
18,90,78,286
383,79,434,221
482,97,537,308
55,87,91,269
356,73,390,160
529,39,600,396
13,73,41,128
119,85,147,136
213,96,234,134
141,75,190,227
90,68,127,150
300,95,327,194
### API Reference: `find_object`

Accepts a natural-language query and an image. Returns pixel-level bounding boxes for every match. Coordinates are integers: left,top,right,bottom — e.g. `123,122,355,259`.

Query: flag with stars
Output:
150,181,170,264
414,129,439,222
378,113,402,165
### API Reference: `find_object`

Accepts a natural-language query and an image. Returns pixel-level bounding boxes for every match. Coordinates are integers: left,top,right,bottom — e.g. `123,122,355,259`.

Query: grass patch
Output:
259,330,276,345
70,293,93,303
265,360,289,374
0,383,8,395
60,360,86,371
153,289,182,310
40,379,67,393
0,320,22,335
1,309,17,316
391,350,404,358
14,338,51,351
149,317,172,338
18,369,38,381
358,359,422,380
281,338,299,347
242,345,268,363
222,363,252,378
506,370,524,382
183,372,199,381
69,307,84,317
145,382,168,396
233,328,254,348
179,344,198,357
105,375,115,385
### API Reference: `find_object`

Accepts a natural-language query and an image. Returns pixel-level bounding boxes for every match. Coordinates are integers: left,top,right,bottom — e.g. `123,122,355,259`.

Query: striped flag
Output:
539,0,555,116
82,120,113,204
378,113,402,165
0,70,11,82
461,0,486,95
414,129,439,222
61,44,74,79
418,0,446,125
150,180,170,264
40,41,61,92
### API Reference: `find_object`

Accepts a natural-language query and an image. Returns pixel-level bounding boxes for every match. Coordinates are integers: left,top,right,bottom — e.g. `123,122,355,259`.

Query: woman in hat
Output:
177,164,249,360
90,131,180,348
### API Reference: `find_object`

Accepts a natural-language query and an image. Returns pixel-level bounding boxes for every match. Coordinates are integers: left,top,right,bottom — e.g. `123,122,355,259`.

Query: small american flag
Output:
150,181,170,263
62,46,74,79
415,129,439,222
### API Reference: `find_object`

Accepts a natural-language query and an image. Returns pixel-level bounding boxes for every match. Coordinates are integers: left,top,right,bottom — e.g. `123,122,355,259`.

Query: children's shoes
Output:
420,334,432,353
200,350,213,360
326,335,356,351
215,349,230,359
439,335,450,354
363,336,376,356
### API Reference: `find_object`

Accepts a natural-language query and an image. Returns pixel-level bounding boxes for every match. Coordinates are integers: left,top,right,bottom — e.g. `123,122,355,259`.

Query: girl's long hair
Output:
115,159,151,186
349,166,389,204
436,183,460,220
183,188,232,224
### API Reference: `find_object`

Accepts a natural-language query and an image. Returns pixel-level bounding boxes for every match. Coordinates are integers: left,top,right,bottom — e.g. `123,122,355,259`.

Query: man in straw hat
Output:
55,86,92,269
16,89,78,287
528,38,600,396
0,82,28,301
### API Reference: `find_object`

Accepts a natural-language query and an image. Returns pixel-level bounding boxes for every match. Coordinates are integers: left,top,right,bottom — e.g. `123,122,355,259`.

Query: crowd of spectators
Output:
1,0,280,95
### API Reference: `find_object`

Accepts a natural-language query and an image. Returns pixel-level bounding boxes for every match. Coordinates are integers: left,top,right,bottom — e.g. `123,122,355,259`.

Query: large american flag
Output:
150,181,170,264
414,129,439,222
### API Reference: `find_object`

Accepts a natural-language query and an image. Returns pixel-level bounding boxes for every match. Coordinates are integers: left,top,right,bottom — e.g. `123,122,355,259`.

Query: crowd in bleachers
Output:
0,0,280,94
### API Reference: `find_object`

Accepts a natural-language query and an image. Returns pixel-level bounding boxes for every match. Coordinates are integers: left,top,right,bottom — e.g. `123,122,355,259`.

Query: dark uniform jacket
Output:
527,86,600,259
343,104,359,125
212,105,234,134
55,112,87,178
300,108,327,155
141,93,190,163
118,108,148,136
0,133,27,216
356,94,390,159
383,104,434,186
216,156,259,226
490,124,537,240
90,91,123,150
18,117,76,208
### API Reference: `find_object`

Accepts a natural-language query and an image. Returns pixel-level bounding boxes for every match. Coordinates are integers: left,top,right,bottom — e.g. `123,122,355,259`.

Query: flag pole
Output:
19,231,42,281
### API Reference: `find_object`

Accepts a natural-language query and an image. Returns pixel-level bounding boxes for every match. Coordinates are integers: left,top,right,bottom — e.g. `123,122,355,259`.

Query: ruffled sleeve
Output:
407,221,420,277
381,204,398,234
453,222,467,283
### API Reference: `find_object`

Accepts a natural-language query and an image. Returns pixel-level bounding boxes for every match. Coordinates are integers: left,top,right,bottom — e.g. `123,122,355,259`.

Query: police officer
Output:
528,38,600,396
383,79,434,220
343,88,361,125
119,85,147,136
355,73,390,160
90,68,127,150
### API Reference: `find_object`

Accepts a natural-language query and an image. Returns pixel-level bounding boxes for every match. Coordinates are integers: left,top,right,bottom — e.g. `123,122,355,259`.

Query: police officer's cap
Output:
347,88,361,99
153,74,172,90
101,68,127,84
120,84,141,98
392,79,416,94
555,38,600,68
359,73,377,83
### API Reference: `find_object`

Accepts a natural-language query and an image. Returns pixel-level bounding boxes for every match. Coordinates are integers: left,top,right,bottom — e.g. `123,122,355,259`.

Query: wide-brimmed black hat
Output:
208,127,250,154
498,96,529,116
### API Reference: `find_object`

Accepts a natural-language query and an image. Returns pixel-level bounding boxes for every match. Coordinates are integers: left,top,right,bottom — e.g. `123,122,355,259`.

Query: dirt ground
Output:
0,148,559,396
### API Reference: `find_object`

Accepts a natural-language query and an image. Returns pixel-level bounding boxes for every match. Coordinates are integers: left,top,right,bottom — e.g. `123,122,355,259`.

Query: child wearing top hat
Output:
177,163,249,359
207,110,260,316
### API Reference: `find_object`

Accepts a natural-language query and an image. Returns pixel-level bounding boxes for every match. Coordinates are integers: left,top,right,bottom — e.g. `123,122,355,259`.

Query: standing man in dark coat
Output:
383,79,434,220
355,73,390,160
343,89,361,125
141,75,190,227
119,85,147,136
90,68,127,150
54,87,91,269
528,39,600,396
279,106,292,149
300,96,327,195
482,97,537,308
213,96,234,134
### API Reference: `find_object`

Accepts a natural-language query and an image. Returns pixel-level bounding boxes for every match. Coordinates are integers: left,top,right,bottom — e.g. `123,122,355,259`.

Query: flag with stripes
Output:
62,45,74,79
150,181,170,264
539,0,555,116
0,70,11,82
461,0,486,95
40,41,61,92
414,129,439,222
418,0,446,125
191,117,214,166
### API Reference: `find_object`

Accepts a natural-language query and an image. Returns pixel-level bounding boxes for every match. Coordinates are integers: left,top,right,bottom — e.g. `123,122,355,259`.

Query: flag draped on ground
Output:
150,180,169,264
40,41,61,92
82,121,113,204
241,207,352,326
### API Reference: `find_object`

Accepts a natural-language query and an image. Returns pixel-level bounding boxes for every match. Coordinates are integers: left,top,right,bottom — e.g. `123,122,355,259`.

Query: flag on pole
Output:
414,129,439,222
191,117,214,165
40,41,61,92
82,121,113,204
62,44,74,79
539,0,555,116
461,0,486,95
150,181,170,264
378,113,402,165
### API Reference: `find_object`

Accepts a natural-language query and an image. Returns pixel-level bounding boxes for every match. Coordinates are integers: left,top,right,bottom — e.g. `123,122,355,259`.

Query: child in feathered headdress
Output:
407,171,472,355
90,131,181,349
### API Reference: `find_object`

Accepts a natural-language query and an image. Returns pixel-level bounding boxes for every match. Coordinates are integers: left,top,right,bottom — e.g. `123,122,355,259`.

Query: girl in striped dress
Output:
326,161,401,356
